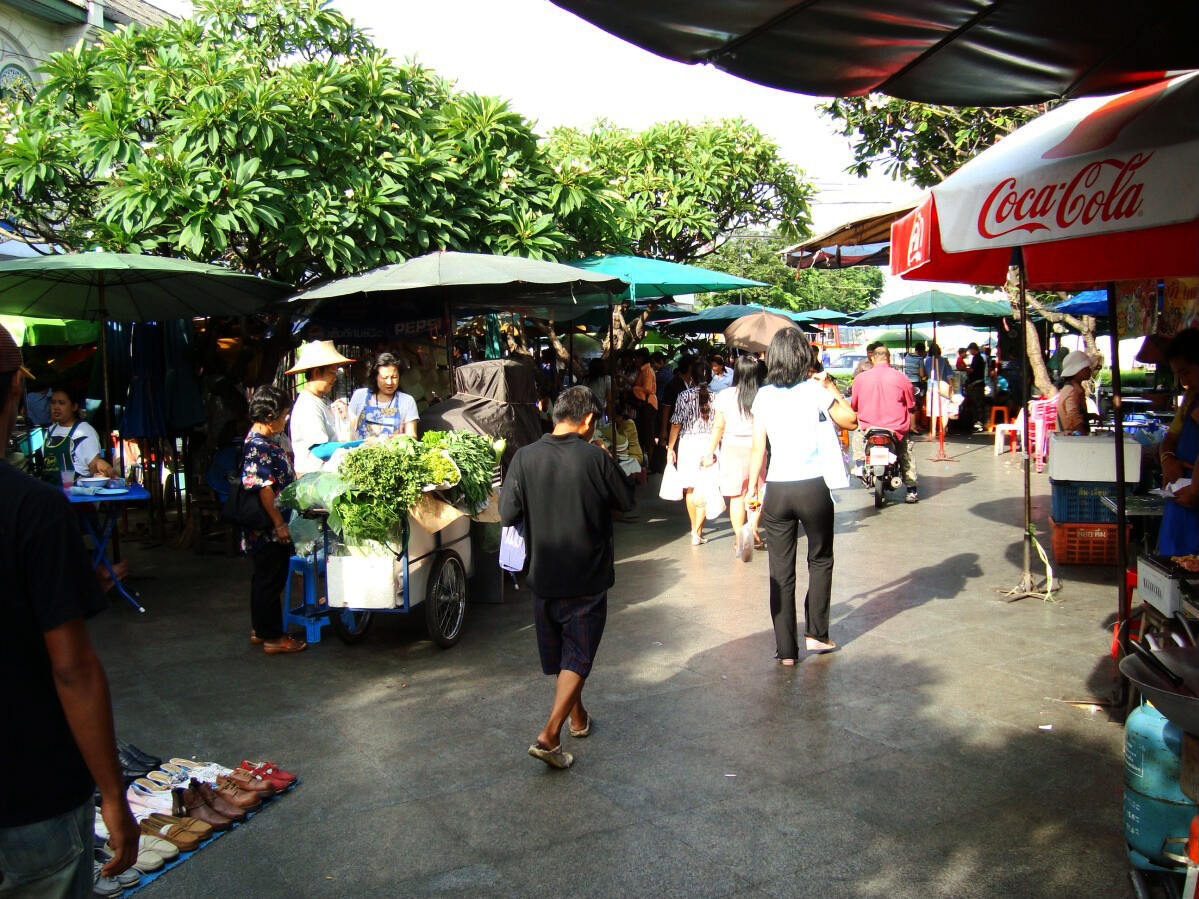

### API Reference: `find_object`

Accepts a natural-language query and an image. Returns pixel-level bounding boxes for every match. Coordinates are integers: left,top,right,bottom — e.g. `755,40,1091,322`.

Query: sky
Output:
158,0,939,301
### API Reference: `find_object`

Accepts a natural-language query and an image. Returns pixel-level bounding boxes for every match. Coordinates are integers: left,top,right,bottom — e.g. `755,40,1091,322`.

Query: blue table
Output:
67,485,151,613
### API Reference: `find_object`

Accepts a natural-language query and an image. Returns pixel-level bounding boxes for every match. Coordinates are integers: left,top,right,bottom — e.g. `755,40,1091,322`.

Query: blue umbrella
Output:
1055,290,1108,317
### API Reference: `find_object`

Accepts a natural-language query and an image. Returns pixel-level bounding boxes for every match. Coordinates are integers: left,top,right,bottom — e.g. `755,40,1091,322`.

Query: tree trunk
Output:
1006,268,1055,397
601,304,651,357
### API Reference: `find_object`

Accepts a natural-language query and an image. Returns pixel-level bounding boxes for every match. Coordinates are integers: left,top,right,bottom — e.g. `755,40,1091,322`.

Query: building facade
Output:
0,0,173,98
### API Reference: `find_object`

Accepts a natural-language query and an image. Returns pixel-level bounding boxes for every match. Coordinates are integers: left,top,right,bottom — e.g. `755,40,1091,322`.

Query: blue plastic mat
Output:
117,780,299,897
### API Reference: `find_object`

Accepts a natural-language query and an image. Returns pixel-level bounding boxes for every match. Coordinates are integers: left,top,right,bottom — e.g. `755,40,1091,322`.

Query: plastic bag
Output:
700,465,725,520
499,522,526,572
659,464,684,501
817,411,849,491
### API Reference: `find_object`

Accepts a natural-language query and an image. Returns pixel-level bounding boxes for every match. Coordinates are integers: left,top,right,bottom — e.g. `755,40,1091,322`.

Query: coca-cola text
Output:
977,153,1151,239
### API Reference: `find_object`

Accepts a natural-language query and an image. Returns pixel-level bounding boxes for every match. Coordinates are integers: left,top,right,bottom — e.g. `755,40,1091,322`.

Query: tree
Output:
819,95,1085,395
693,235,883,313
819,97,1048,188
0,0,628,285
544,120,814,262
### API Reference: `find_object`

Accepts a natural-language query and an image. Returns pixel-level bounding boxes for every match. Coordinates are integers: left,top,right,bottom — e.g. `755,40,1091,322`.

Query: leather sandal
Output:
178,783,233,831
145,812,212,839
263,635,306,655
140,817,202,851
239,760,297,788
213,777,263,810
222,767,275,796
196,780,248,820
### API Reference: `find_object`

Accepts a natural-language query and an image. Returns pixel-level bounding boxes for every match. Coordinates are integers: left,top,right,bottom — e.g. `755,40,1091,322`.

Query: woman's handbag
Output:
221,480,273,531
817,410,850,491
658,463,684,501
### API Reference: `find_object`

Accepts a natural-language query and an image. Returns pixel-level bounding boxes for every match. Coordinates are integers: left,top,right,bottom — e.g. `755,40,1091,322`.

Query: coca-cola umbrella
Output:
889,73,1199,635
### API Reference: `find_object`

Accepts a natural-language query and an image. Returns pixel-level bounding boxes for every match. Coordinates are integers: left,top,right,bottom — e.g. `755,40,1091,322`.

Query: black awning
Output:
550,0,1199,105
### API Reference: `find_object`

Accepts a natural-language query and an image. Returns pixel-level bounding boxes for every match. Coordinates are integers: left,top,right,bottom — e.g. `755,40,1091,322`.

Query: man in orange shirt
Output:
630,348,659,459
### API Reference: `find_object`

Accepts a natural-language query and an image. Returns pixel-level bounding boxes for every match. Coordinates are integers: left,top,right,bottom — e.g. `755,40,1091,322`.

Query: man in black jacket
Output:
500,386,634,769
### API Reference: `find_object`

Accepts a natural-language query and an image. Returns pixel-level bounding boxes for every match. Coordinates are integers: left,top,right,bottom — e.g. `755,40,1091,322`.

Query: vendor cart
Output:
283,508,473,648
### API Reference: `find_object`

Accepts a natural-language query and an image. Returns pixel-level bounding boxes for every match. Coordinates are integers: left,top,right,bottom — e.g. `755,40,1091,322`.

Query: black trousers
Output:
762,477,835,658
250,541,291,641
635,401,658,464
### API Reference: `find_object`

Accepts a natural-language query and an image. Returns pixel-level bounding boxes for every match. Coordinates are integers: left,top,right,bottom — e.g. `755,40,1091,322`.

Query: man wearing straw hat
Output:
286,340,355,476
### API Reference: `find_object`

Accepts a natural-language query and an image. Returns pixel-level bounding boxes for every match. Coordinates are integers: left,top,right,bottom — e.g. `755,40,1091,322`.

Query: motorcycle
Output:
860,428,903,508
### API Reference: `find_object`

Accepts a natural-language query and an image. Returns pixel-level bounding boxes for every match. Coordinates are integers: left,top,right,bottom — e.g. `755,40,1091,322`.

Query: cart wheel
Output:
425,550,467,648
874,475,886,508
330,608,373,645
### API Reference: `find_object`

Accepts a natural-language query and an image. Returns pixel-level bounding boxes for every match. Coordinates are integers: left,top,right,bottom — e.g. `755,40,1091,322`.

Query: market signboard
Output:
1160,277,1199,336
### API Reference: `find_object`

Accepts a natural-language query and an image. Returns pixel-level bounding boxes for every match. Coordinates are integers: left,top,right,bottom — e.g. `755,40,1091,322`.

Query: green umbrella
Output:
872,329,932,349
0,252,290,321
566,254,765,302
0,252,291,438
852,290,1011,327
662,303,818,334
0,314,100,347
290,251,624,323
793,307,854,324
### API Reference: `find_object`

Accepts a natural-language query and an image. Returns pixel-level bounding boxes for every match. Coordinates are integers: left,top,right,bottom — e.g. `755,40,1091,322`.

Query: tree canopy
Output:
0,0,628,285
544,120,814,262
818,97,1049,188
694,235,882,313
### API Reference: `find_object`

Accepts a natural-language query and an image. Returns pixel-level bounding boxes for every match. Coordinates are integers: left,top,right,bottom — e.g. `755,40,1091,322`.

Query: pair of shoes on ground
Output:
118,739,161,781
249,631,307,654
528,714,592,769
93,857,140,896
94,809,179,864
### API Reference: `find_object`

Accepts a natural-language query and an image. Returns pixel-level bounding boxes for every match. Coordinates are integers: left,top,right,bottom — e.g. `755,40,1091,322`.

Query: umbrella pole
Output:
99,274,113,460
1001,251,1053,602
1108,281,1132,673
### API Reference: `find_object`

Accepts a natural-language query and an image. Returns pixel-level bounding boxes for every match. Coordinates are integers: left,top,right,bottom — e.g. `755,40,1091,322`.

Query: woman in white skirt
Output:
703,355,767,560
666,360,714,545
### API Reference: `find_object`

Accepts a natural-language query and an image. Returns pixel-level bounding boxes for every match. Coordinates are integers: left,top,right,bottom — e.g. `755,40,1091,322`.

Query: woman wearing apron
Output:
348,352,419,440
1159,330,1199,556
43,386,112,484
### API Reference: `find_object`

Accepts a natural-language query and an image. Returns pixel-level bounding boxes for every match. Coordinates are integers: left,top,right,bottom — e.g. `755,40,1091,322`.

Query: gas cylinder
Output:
1124,702,1199,871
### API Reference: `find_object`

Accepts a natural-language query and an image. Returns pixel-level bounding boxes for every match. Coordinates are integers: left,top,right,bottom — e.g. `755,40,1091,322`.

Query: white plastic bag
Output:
818,412,849,490
499,523,526,573
659,464,684,501
700,465,725,520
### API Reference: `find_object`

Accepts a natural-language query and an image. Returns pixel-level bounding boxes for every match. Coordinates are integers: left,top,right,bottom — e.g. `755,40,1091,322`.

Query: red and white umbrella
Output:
892,72,1199,288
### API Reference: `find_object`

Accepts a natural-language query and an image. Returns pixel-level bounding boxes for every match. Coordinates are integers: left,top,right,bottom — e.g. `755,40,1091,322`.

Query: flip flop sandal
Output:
528,743,574,769
132,777,169,792
568,715,592,738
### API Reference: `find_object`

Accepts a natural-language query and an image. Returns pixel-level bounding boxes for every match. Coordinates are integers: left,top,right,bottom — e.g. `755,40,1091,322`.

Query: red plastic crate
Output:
1049,518,1131,566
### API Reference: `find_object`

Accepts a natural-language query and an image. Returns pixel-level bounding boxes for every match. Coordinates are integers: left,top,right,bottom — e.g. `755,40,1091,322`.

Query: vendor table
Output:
1102,493,1164,555
68,485,151,613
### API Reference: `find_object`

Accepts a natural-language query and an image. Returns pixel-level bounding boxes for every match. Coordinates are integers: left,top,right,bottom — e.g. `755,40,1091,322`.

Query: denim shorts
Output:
0,800,93,898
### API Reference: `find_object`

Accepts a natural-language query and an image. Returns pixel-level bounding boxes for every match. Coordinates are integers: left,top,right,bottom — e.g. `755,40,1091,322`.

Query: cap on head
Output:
1060,350,1096,379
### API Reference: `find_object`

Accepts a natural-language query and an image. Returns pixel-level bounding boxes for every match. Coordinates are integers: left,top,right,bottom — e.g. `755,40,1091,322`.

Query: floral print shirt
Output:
670,386,714,437
239,431,295,553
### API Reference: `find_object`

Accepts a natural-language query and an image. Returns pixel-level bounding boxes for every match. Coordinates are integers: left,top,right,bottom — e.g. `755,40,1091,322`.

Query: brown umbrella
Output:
722,309,799,354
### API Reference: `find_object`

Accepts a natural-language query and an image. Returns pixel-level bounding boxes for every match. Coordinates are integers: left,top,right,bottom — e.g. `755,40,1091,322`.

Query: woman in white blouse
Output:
286,341,355,476
704,355,766,560
747,329,857,665
666,360,714,545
